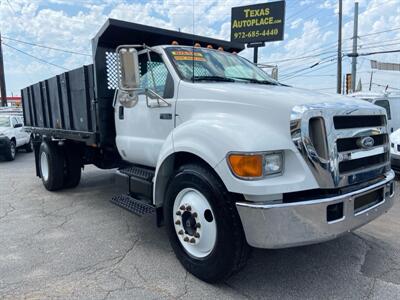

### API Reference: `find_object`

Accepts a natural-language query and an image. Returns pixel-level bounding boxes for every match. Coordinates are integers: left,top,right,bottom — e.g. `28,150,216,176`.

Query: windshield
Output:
165,47,278,84
0,116,10,127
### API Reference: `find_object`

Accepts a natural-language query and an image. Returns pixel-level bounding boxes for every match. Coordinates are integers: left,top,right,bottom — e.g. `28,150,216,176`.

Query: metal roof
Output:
92,18,245,53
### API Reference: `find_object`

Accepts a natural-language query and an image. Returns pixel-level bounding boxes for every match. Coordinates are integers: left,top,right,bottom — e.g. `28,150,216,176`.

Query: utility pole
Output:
336,0,342,94
0,32,7,107
369,71,373,91
351,1,359,93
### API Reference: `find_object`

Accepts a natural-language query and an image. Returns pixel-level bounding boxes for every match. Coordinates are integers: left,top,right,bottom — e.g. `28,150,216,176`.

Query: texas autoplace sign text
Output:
231,1,285,44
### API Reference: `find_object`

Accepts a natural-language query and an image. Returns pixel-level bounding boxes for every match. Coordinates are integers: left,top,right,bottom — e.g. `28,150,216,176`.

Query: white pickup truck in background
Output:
0,113,33,161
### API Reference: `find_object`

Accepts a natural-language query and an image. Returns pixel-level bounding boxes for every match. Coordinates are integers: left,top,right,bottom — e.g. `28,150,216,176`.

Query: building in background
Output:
5,96,21,107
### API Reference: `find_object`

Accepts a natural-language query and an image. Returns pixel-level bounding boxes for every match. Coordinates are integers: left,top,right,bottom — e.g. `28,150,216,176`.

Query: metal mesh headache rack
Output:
21,18,244,148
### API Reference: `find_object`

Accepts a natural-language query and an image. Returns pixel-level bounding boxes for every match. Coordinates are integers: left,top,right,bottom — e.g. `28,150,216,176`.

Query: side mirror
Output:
117,47,141,108
118,47,140,91
14,123,23,128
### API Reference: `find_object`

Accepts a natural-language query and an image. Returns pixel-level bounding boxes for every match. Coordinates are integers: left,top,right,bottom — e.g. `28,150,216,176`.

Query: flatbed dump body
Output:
21,65,97,144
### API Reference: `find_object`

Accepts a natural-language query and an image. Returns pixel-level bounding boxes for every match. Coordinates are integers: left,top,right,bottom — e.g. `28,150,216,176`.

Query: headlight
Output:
227,151,284,180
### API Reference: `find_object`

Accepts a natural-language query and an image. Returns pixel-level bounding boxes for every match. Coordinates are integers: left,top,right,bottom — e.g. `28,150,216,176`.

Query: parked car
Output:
351,92,400,133
0,114,33,160
391,128,400,174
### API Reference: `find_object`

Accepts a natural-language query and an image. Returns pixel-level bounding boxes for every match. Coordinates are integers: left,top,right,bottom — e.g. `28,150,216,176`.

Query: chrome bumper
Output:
236,171,396,249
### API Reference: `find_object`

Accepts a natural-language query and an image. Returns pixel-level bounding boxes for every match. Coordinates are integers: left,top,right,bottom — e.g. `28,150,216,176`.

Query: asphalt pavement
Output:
0,152,399,299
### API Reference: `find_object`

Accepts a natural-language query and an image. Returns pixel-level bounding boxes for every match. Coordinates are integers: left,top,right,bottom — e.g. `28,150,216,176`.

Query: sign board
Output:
371,60,400,71
231,1,285,44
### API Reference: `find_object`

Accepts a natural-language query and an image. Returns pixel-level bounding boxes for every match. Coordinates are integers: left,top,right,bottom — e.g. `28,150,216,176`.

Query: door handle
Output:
119,106,124,120
160,113,172,120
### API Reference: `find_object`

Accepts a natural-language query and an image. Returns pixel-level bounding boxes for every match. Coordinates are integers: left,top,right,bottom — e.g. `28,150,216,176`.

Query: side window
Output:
375,100,391,120
18,116,24,125
138,52,174,98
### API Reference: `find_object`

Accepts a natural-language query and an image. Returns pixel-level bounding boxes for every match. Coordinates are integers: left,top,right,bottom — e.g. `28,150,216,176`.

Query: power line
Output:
356,49,400,56
279,53,338,77
2,42,68,71
2,36,91,57
358,26,400,38
282,60,338,81
262,26,400,65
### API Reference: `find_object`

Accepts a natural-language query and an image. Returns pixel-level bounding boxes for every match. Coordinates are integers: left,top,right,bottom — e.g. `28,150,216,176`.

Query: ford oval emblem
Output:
360,136,375,149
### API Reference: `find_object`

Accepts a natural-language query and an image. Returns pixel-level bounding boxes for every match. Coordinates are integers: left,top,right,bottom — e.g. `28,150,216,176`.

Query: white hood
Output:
177,82,382,122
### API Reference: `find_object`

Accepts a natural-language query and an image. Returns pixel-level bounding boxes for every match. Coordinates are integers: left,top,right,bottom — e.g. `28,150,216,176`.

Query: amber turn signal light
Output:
228,154,263,178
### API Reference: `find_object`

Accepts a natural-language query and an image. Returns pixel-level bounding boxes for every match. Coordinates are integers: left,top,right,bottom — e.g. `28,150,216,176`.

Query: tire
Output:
4,139,16,161
164,163,250,283
63,147,82,189
25,136,34,153
39,141,65,191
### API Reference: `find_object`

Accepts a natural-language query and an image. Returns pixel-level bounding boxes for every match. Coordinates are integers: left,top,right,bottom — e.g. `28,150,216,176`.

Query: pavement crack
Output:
176,271,188,299
366,278,377,299
0,202,16,221
223,281,252,299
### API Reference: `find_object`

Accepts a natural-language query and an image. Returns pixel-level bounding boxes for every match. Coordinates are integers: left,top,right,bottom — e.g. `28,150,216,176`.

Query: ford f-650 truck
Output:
22,19,395,283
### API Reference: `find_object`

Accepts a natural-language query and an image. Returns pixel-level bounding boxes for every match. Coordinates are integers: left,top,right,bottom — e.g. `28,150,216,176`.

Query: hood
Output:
178,81,379,112
391,129,400,144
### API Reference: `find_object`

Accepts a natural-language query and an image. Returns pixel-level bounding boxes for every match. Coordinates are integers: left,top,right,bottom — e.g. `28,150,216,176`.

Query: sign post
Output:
231,1,285,63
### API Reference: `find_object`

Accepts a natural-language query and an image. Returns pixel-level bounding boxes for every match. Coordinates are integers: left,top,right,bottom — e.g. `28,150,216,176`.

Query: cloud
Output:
0,0,398,95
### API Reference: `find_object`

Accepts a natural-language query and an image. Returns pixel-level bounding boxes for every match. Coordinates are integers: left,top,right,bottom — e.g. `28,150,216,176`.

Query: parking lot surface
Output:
1,152,400,299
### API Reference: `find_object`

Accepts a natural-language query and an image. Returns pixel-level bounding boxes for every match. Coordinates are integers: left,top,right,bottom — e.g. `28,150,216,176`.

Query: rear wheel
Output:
164,163,250,283
39,142,65,191
4,140,16,161
63,147,82,188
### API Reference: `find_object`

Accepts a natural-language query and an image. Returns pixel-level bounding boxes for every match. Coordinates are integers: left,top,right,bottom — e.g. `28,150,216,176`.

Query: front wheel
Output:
4,140,16,161
164,163,250,283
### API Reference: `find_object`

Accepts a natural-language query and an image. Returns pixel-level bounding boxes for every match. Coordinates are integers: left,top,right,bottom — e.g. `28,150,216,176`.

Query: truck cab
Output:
22,19,396,283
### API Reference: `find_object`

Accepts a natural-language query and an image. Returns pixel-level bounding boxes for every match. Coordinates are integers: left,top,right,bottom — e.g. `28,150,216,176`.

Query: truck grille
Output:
291,103,391,188
333,115,385,129
339,153,388,173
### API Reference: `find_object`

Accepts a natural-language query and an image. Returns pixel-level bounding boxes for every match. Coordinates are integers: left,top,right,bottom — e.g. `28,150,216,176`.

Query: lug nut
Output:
195,223,201,229
180,205,185,210
192,212,198,218
178,230,184,235
175,220,181,225
176,211,181,216
194,232,200,238
186,205,191,211
190,238,196,244
184,236,189,242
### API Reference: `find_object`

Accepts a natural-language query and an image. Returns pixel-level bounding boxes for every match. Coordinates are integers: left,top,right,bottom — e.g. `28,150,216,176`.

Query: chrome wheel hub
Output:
173,188,216,258
40,152,49,181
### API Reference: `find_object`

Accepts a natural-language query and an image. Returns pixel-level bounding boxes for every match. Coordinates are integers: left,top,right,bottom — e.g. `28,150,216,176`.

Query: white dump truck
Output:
22,19,395,282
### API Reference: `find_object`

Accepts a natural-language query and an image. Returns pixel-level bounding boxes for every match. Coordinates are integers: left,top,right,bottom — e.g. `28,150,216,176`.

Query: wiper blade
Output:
191,75,235,82
231,77,278,85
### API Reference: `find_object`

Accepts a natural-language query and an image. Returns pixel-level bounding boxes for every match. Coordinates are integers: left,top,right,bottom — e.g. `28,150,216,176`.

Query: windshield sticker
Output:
174,56,207,62
171,51,207,62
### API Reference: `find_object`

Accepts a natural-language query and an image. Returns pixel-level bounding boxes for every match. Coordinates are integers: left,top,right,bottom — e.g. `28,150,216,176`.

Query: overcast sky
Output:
0,0,399,96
